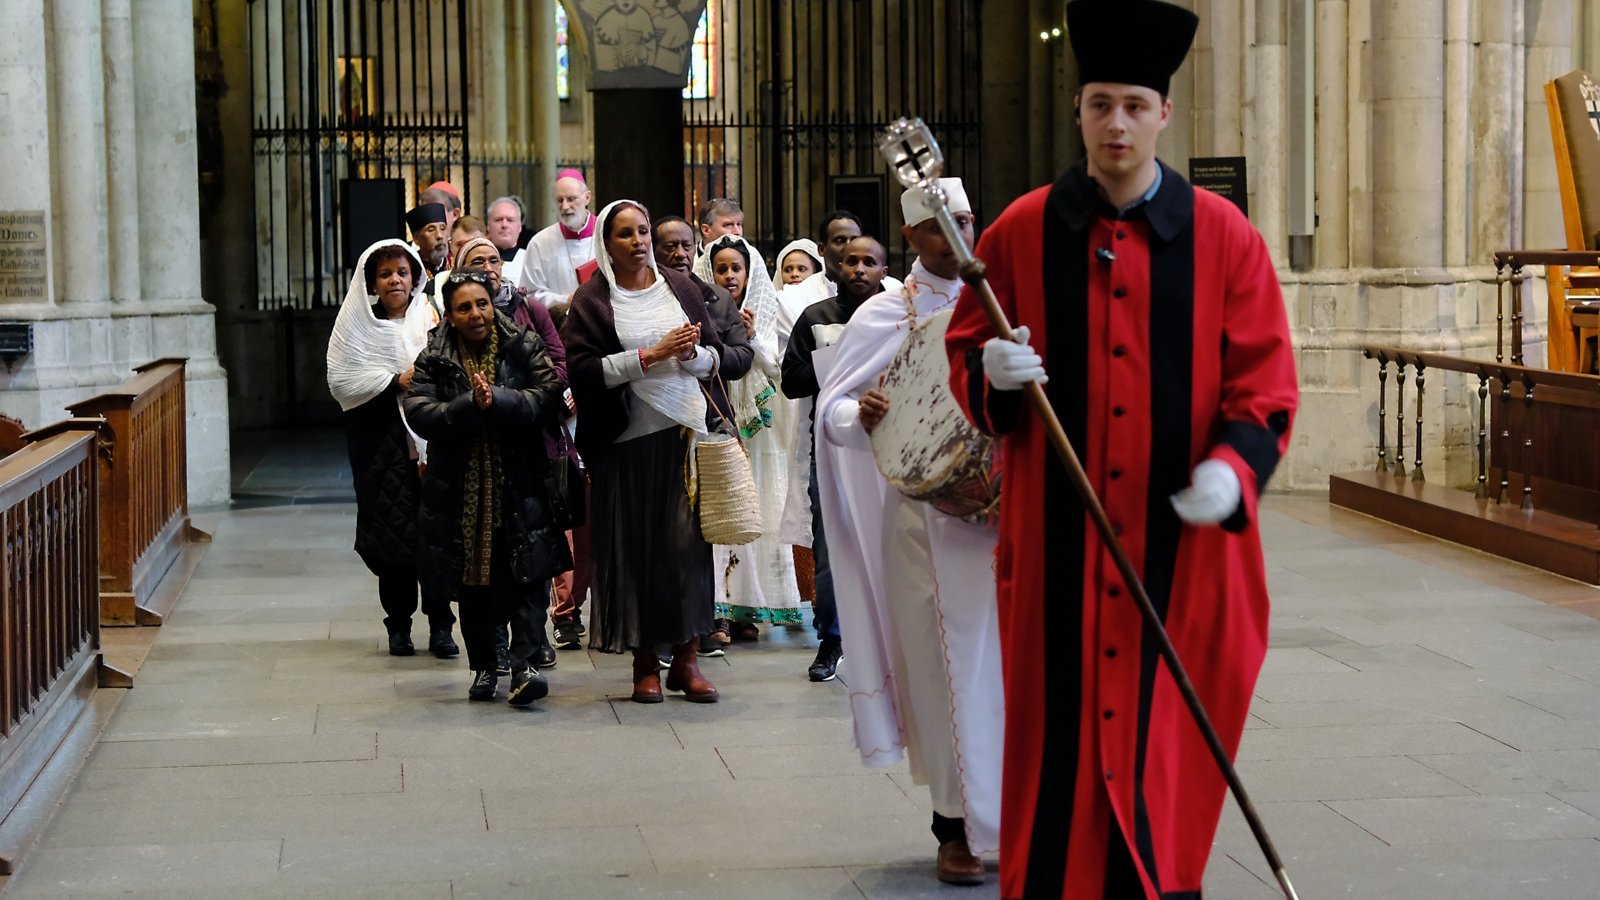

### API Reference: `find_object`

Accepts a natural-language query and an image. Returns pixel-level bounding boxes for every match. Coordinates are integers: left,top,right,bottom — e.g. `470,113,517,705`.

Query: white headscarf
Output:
326,240,434,412
774,238,824,291
593,199,707,433
697,234,786,437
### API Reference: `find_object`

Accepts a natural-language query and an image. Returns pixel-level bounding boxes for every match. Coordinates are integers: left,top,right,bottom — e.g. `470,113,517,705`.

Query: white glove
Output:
1170,459,1242,526
982,326,1048,390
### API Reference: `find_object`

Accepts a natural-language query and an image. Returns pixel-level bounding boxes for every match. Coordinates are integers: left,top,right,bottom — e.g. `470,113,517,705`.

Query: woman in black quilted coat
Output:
326,240,458,659
404,268,573,706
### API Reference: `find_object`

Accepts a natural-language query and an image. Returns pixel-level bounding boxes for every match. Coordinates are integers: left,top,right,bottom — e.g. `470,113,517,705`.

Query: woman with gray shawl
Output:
325,240,458,659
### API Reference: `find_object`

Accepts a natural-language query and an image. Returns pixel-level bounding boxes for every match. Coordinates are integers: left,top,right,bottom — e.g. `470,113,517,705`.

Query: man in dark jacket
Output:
654,216,754,383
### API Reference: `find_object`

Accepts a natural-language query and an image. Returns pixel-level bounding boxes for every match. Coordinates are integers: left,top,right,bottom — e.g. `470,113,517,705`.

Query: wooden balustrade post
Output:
1511,265,1526,367
1394,363,1408,477
1498,369,1512,504
1413,363,1426,482
1496,265,1506,364
1375,353,1389,473
1476,370,1489,499
1522,378,1536,511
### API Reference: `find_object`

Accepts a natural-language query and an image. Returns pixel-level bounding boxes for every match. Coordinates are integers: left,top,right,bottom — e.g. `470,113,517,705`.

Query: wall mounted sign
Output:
1188,157,1248,217
0,211,47,303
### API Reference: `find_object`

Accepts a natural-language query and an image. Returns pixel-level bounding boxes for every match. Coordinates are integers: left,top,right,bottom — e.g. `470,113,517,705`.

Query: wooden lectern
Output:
1543,71,1600,372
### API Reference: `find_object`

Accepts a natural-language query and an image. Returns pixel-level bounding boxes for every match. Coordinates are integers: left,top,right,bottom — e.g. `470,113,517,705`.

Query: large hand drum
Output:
870,309,1000,525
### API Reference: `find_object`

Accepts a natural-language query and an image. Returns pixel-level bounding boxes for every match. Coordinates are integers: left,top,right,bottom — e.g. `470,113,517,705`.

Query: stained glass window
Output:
683,6,717,100
556,5,570,100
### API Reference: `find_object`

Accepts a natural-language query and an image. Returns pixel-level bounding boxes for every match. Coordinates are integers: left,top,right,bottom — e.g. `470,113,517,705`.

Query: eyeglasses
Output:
447,269,495,287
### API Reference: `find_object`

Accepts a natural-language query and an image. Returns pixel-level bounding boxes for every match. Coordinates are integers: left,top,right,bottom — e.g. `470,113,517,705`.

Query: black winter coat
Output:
346,386,420,575
403,312,573,598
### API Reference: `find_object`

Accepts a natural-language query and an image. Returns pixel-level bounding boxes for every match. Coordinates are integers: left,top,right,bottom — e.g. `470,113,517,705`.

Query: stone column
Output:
1314,0,1349,268
1253,0,1287,265
48,0,111,306
132,0,204,306
102,0,141,304
1369,0,1444,268
1442,0,1470,265
530,0,562,214
1470,0,1518,260
0,0,56,310
482,0,508,202
1523,0,1571,251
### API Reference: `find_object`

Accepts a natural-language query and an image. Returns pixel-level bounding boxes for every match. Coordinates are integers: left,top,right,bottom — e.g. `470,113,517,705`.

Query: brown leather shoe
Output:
630,647,663,704
936,838,985,886
664,639,719,703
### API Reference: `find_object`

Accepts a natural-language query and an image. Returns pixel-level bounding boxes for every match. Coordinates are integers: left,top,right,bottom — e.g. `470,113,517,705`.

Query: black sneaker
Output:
808,637,843,682
553,620,582,650
468,670,498,701
508,666,549,706
533,641,557,669
388,632,415,657
495,645,512,677
573,613,587,636
428,628,459,659
697,638,725,658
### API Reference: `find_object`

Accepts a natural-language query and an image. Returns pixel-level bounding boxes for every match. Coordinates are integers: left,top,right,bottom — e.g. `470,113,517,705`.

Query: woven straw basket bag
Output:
695,432,763,545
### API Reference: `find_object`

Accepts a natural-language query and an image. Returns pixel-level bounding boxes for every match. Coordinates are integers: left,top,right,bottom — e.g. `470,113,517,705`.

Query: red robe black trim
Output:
946,160,1298,900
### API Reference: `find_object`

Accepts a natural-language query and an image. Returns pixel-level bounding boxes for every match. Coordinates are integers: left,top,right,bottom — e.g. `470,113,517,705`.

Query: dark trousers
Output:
377,567,456,634
932,812,967,845
807,460,840,641
457,534,550,672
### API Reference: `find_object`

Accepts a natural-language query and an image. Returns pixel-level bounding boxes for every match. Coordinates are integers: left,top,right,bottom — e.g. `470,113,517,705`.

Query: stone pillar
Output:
1207,0,1246,157
482,0,508,202
1253,0,1287,264
1369,0,1445,267
530,0,562,213
132,0,204,306
1523,0,1571,251
1470,0,1516,260
102,0,141,304
0,0,56,310
1442,0,1470,265
48,0,111,306
1314,0,1349,268
981,0,1035,215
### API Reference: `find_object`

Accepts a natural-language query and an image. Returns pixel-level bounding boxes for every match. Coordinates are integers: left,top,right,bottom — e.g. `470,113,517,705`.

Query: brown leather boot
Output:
630,646,663,704
935,838,985,885
664,638,719,702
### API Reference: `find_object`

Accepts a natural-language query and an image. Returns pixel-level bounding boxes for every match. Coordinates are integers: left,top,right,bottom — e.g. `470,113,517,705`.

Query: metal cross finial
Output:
879,118,945,190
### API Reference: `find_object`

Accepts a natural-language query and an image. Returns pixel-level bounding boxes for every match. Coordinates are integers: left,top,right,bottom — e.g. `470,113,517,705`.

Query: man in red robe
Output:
944,2,1299,897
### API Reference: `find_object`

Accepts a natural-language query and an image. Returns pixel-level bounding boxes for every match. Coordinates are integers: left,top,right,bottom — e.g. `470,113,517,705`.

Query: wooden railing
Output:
67,359,193,626
0,421,104,873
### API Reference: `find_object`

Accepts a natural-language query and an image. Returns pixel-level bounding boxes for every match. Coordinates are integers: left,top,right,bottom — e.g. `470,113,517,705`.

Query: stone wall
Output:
0,0,229,505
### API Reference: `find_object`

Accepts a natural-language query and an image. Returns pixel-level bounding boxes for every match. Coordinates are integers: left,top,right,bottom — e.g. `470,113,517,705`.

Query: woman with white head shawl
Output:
771,237,828,607
326,239,458,659
693,236,802,642
563,199,736,704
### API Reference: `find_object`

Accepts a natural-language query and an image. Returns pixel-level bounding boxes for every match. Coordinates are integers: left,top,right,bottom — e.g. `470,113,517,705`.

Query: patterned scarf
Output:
457,324,503,586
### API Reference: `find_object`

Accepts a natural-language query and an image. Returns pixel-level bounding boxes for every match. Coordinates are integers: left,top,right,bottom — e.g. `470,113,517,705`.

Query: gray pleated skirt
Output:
587,426,714,653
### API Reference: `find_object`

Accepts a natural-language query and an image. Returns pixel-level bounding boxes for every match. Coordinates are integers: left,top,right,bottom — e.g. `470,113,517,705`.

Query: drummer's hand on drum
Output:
859,389,891,433
982,325,1048,390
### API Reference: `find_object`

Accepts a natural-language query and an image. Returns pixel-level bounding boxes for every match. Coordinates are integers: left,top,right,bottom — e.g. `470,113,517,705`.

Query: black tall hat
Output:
1066,0,1199,97
405,202,447,233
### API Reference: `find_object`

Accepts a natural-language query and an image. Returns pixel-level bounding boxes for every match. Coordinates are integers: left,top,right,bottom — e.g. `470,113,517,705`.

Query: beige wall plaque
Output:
0,211,47,302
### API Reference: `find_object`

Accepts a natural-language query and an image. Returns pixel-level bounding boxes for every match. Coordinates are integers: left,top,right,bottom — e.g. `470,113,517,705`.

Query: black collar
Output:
1046,159,1193,243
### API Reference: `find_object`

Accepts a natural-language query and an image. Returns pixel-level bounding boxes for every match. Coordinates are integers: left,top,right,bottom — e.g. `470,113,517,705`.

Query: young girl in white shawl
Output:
694,236,803,640
325,240,458,659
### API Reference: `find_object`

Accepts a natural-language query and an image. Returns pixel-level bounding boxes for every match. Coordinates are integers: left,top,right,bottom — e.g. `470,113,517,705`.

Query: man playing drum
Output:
813,179,1003,888
944,2,1299,897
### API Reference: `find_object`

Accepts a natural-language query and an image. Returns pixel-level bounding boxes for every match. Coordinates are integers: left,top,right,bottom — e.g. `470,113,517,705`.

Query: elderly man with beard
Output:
406,202,451,313
517,169,598,313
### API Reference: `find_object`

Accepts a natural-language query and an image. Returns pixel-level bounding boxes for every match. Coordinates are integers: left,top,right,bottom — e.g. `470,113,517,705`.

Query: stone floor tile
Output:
1414,750,1600,794
1199,854,1283,899
99,702,319,741
66,758,400,806
1237,755,1476,802
641,815,931,873
276,826,653,884
1246,699,1441,728
1310,643,1472,672
669,715,855,749
848,863,1001,899
717,742,908,780
39,788,488,848
455,868,868,900
402,747,733,793
1258,647,1357,676
1327,794,1600,844
1237,722,1510,761
85,732,377,769
1,840,283,896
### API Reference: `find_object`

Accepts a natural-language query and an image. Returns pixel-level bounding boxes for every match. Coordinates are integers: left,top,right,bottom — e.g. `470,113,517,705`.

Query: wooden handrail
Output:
65,360,191,626
0,423,102,862
1360,346,1600,393
1493,249,1600,268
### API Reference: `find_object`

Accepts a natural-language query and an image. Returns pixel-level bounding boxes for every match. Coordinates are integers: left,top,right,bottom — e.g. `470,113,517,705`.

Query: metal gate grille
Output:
685,0,984,271
249,0,472,311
